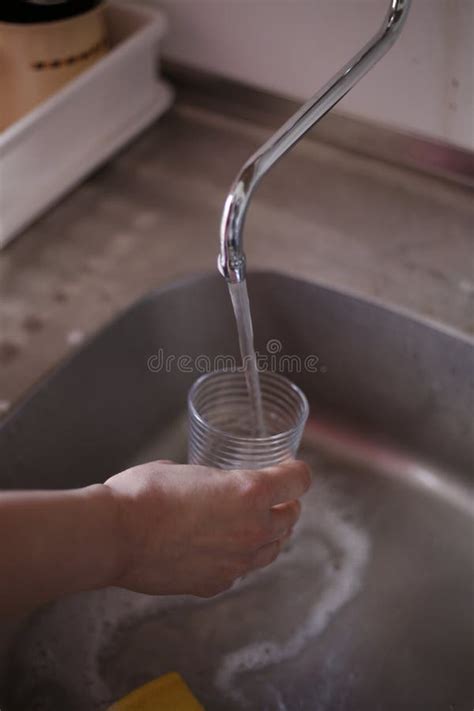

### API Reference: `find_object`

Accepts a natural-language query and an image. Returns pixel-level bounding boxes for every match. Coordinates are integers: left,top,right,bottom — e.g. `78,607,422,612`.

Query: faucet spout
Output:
218,0,412,283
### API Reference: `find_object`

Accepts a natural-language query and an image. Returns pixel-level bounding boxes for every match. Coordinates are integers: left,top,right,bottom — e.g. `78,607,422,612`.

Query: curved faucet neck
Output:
218,0,412,284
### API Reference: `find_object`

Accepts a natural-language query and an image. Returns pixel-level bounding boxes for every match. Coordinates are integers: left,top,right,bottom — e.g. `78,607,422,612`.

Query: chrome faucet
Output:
218,0,412,283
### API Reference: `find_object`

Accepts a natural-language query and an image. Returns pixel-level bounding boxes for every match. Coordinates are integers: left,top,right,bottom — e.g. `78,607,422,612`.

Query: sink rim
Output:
1,268,472,431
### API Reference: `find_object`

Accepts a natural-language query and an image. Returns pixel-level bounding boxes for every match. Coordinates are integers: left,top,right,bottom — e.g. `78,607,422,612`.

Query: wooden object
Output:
0,5,108,130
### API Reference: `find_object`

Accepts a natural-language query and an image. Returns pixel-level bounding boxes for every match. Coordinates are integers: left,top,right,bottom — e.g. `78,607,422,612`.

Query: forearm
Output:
0,484,121,615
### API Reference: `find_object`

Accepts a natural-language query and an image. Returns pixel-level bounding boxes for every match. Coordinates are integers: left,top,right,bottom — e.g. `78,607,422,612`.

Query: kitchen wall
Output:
148,0,473,151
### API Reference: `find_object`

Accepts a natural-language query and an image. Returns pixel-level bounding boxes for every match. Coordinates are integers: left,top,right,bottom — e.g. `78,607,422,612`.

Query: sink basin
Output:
0,271,472,710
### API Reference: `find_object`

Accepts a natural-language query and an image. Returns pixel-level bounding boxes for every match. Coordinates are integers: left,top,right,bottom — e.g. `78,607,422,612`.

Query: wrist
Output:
79,483,129,590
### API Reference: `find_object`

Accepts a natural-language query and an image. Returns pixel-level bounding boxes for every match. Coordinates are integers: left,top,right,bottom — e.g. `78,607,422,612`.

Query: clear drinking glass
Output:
188,370,309,469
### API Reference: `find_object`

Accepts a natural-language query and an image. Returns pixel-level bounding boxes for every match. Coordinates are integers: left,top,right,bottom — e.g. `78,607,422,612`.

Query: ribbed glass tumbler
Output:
188,370,309,469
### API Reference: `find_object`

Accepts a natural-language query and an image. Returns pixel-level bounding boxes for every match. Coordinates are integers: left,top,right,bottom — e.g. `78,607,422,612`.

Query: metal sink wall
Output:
0,272,472,710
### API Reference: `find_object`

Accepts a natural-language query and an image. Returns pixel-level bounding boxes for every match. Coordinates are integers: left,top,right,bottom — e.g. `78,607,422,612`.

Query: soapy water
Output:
5,460,370,711
214,488,369,706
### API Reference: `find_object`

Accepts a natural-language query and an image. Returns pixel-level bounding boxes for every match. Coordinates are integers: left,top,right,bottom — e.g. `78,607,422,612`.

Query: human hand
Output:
104,459,311,598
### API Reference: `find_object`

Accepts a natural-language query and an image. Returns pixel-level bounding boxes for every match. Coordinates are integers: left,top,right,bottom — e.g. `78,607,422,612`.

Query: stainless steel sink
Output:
0,271,472,711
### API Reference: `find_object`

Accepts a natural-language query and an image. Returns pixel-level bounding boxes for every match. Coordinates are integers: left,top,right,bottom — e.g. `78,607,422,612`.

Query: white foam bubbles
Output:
215,477,370,705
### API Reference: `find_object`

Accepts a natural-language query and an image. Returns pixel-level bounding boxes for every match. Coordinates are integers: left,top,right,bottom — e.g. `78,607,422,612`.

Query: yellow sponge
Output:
107,672,205,711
